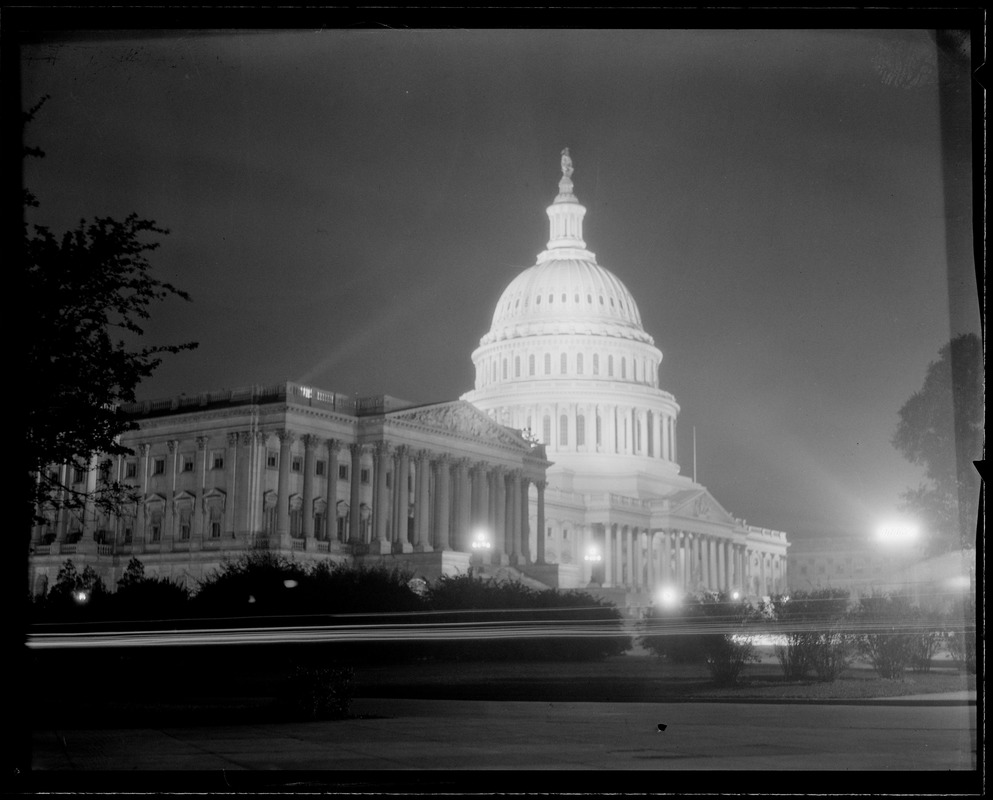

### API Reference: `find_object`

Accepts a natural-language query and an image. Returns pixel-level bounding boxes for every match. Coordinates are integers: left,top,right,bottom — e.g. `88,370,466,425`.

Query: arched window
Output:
576,414,586,447
647,412,654,457
608,355,614,377
596,414,602,446
577,353,584,375
633,359,638,382
503,359,508,380
560,353,567,374
515,356,521,377
544,353,551,374
529,354,535,375
621,357,627,379
593,354,599,375
559,414,569,446
542,415,552,444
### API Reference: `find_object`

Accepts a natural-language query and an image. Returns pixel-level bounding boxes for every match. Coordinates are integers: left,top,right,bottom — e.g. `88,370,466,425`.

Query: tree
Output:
892,334,983,553
23,96,197,530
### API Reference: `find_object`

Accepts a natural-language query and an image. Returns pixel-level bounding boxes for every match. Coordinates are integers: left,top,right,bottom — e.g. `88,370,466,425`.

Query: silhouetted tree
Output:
892,334,982,553
23,96,197,532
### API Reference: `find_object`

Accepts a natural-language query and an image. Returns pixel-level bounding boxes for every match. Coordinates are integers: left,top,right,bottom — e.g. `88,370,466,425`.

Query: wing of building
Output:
30,151,789,601
461,150,789,600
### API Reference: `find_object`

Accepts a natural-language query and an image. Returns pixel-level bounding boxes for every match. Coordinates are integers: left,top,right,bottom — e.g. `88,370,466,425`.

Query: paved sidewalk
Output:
30,696,978,773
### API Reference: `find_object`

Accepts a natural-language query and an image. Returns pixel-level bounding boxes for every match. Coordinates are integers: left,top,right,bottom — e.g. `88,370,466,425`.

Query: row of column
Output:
594,525,787,596
495,402,676,461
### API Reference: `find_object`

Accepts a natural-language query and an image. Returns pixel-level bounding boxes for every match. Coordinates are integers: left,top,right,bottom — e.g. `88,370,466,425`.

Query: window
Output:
72,467,85,484
180,522,191,541
800,565,809,576
577,353,584,375
153,458,165,476
291,456,302,473
360,468,370,484
212,452,224,470
386,473,392,489
182,454,195,473
596,415,602,446
529,354,535,375
593,354,599,375
515,356,521,377
544,354,551,375
503,359,508,379
542,415,551,444
576,414,586,447
563,530,569,540
547,527,552,537
123,526,133,544
560,353,567,374
621,357,627,379
267,451,278,468
338,464,349,480
316,460,326,477
125,462,137,479
211,521,221,539
559,414,568,446
48,469,59,484
150,524,161,543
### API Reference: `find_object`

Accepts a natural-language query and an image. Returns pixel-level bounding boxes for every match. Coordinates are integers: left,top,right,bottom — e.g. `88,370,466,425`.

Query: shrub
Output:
423,572,630,661
642,593,761,685
763,589,853,682
280,663,355,721
33,559,109,620
110,558,191,620
190,551,310,618
855,594,923,680
907,607,947,674
946,596,977,674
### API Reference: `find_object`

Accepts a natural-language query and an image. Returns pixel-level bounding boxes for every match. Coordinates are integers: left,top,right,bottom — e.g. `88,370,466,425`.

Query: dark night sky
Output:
21,28,980,545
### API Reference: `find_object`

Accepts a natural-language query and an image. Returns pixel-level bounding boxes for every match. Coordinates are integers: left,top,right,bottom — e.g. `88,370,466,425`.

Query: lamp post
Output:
584,546,602,586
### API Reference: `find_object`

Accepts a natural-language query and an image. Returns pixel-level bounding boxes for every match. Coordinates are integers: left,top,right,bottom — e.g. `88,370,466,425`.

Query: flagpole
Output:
693,426,697,483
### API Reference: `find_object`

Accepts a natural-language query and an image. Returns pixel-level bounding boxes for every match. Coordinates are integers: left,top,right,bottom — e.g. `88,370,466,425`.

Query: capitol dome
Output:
463,149,680,491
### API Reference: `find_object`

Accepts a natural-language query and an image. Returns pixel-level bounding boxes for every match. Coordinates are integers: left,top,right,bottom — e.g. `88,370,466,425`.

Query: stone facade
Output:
29,384,550,594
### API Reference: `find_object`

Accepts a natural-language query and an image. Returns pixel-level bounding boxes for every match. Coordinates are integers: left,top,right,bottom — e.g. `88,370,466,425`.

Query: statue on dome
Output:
560,147,573,178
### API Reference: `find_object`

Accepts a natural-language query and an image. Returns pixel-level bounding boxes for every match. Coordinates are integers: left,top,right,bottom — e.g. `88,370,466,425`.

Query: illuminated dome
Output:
481,151,652,347
463,149,679,489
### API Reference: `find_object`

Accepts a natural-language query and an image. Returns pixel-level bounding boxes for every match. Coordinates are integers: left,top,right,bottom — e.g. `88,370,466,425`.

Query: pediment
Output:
388,401,530,450
667,488,736,525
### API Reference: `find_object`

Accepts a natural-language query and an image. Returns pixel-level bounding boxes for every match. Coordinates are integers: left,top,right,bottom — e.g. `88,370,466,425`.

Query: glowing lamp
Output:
583,547,602,563
657,586,680,608
875,520,919,545
471,530,492,551
73,590,89,604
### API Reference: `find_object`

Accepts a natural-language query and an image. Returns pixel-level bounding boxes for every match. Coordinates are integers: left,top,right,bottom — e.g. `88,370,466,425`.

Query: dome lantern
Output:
545,148,587,252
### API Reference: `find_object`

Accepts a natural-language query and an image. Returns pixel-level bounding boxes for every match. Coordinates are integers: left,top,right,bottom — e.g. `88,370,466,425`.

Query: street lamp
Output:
656,586,680,609
583,547,602,564
471,529,492,551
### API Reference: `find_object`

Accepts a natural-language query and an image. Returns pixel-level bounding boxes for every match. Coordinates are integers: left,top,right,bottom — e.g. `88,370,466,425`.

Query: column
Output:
394,447,412,553
275,430,293,546
709,537,718,589
348,444,363,543
535,480,546,565
301,434,317,541
372,442,392,553
415,450,432,551
716,538,726,592
519,477,531,562
676,532,685,590
164,440,178,549
632,528,642,590
136,443,149,547
433,456,451,549
613,524,623,586
477,465,490,541
602,524,613,587
326,439,341,541
508,470,523,565
192,436,208,547
759,552,767,596
624,527,634,588
646,531,655,588
492,466,507,564
660,531,671,584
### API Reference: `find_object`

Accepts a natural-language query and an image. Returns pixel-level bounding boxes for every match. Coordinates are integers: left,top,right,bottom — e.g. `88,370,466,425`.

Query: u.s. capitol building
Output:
29,151,788,601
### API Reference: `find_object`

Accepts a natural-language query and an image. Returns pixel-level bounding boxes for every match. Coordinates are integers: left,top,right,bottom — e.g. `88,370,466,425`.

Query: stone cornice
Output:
387,401,534,454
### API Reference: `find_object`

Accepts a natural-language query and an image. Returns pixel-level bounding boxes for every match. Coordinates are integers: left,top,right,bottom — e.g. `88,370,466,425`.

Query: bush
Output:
763,589,853,682
109,558,191,620
280,663,355,720
33,559,109,621
191,551,310,618
946,596,977,674
642,593,761,685
423,572,630,661
855,594,932,680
